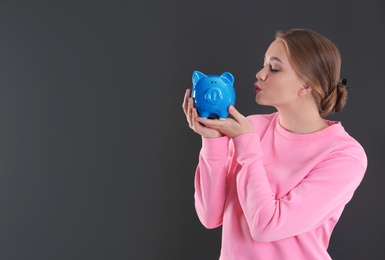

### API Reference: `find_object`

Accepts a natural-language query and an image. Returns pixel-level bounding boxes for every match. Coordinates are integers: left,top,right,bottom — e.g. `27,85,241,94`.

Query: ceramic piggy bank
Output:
191,70,236,120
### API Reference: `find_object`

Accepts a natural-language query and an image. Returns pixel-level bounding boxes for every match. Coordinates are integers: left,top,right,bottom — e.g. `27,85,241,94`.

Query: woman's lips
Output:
254,82,262,94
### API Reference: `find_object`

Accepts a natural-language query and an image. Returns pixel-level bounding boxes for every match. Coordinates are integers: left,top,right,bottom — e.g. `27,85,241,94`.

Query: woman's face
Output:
254,39,307,109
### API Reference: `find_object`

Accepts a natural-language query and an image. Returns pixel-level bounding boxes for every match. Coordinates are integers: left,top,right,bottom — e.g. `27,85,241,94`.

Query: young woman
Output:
182,28,367,259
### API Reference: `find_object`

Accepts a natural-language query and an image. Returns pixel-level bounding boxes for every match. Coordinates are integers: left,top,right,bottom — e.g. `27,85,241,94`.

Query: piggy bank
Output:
191,70,236,120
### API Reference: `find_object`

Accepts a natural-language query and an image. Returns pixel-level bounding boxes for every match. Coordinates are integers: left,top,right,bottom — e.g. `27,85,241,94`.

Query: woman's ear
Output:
298,84,312,97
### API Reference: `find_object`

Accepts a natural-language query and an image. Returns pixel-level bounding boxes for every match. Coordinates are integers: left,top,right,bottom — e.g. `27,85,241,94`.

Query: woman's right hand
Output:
182,89,222,138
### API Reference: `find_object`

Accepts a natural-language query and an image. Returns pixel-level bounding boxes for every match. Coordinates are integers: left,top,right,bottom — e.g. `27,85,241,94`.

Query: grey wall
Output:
0,0,383,259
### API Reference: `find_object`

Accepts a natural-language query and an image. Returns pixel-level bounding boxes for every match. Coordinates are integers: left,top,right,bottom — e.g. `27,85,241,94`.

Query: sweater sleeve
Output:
194,136,230,229
234,132,367,242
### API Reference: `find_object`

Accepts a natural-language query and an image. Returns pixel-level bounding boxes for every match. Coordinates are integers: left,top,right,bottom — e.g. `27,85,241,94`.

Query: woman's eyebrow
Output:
270,56,284,64
264,55,284,64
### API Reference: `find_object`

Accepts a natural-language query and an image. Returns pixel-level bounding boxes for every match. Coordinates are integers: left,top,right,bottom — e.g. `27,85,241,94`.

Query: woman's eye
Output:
270,66,279,72
261,65,279,72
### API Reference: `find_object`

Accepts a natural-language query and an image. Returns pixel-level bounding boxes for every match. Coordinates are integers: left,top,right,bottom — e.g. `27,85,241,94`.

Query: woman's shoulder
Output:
334,125,368,168
312,120,368,169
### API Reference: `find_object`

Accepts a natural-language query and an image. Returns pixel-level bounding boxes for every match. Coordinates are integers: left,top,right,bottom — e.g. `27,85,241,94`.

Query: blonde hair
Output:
275,28,348,117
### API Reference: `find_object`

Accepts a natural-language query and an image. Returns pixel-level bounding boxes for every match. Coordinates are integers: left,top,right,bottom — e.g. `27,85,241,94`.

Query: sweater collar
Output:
274,113,343,141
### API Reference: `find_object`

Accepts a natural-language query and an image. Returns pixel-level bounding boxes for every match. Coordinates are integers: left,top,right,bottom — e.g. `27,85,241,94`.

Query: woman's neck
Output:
277,109,329,134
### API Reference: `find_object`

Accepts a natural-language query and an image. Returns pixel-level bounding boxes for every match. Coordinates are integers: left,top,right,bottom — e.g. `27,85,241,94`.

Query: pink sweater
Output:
194,113,367,260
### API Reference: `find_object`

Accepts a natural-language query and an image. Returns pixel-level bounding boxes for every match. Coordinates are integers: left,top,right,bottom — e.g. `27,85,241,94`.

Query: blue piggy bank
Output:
191,70,236,120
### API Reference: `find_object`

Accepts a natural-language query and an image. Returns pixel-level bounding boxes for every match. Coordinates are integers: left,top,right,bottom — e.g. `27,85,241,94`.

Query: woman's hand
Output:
196,105,253,138
182,89,222,138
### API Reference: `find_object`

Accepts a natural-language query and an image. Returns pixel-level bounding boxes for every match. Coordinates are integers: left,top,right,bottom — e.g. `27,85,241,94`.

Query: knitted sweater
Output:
194,113,367,260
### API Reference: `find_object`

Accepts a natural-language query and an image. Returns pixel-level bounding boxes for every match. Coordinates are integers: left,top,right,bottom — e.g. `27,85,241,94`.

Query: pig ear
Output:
220,72,234,85
192,71,207,85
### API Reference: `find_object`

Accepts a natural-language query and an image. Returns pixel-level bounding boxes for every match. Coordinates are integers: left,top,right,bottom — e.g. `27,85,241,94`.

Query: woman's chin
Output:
255,96,267,106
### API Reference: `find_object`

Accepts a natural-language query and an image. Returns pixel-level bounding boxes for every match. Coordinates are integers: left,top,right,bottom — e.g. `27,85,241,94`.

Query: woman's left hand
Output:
196,106,253,138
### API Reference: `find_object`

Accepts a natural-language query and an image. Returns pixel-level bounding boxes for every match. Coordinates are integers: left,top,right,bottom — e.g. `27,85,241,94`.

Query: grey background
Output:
0,0,383,259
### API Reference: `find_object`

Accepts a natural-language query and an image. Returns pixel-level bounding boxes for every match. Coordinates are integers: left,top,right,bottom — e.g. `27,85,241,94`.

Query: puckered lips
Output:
254,82,262,94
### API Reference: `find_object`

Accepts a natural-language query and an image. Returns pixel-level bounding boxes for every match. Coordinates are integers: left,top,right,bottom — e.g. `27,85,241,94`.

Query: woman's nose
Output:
256,68,266,81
